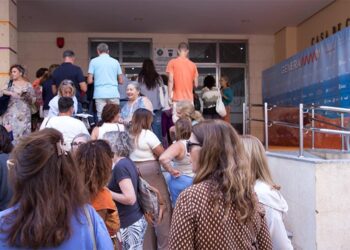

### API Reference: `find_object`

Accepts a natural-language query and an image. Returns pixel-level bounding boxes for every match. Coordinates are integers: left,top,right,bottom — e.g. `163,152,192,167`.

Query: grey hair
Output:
97,43,109,53
72,133,91,144
58,79,76,97
103,131,134,157
127,81,141,92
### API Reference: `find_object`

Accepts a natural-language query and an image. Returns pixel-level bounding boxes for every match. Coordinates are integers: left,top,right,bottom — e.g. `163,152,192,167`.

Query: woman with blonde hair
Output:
242,135,293,250
48,79,78,117
169,100,203,141
169,120,272,249
174,100,203,124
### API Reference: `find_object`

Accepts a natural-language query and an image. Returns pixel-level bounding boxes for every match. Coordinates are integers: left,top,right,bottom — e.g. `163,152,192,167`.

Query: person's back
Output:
0,205,112,250
41,97,89,150
170,180,271,249
0,128,112,250
167,56,197,102
97,123,125,139
44,116,88,150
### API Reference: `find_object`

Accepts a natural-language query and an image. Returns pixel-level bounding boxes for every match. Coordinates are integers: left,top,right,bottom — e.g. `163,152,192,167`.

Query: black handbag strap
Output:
8,80,13,89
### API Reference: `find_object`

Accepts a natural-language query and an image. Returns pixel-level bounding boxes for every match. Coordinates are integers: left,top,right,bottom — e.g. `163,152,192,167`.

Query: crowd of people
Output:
0,42,293,249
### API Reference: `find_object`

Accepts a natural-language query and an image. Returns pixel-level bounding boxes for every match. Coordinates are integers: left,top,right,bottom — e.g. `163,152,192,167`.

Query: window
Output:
219,43,246,63
89,39,152,63
189,42,216,63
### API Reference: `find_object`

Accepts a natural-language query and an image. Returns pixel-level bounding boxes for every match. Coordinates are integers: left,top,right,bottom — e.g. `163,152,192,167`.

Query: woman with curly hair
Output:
0,128,113,249
75,140,120,249
169,120,272,249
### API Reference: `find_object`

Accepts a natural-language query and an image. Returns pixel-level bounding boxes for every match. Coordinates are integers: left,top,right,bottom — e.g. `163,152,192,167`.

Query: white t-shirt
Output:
48,95,78,117
40,116,89,151
98,123,125,139
130,129,161,162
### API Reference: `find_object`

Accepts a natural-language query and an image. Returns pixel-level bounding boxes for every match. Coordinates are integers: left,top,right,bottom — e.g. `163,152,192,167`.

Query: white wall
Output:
267,152,350,250
18,32,274,138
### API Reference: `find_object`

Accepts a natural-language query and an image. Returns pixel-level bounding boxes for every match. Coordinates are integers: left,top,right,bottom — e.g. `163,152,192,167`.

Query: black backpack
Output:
0,80,13,116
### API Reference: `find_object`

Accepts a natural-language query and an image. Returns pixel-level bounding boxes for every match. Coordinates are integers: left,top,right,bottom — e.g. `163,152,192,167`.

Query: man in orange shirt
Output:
166,42,198,122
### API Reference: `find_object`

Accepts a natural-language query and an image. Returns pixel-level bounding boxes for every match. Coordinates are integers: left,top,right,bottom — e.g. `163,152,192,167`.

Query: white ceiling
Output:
18,0,334,34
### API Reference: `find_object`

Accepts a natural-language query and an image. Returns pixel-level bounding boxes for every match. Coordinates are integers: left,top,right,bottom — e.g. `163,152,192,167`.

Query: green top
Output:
222,87,233,106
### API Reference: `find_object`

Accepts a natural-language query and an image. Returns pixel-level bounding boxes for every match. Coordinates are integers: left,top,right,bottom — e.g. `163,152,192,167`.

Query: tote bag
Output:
216,89,227,117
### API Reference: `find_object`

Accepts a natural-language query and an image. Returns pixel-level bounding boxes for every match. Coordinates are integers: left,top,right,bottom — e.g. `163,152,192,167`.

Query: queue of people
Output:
0,42,292,250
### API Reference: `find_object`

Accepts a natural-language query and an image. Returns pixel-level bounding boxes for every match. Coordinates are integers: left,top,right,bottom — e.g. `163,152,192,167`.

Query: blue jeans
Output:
152,110,162,141
168,175,193,207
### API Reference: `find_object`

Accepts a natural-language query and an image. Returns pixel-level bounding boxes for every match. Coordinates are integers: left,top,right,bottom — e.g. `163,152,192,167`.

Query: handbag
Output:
137,171,165,225
0,80,13,116
158,78,170,110
216,89,227,117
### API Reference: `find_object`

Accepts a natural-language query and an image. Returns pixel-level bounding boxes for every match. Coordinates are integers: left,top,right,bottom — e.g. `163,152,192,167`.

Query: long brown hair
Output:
75,140,114,200
2,128,87,248
241,135,280,189
97,103,120,127
192,120,256,223
138,59,160,90
129,108,153,146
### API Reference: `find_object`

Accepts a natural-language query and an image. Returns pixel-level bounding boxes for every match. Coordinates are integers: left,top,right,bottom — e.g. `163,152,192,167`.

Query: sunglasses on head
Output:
71,141,85,148
186,140,202,153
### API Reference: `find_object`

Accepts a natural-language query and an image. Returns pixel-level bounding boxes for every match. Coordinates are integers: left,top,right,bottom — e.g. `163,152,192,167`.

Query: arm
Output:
263,206,292,250
117,74,123,84
79,81,88,92
152,144,164,159
193,75,198,88
167,73,174,105
52,84,57,95
91,127,99,140
256,209,273,250
110,178,136,206
159,142,183,177
142,97,153,112
87,73,94,84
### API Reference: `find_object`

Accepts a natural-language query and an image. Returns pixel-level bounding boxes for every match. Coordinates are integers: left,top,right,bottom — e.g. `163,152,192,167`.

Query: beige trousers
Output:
135,160,172,250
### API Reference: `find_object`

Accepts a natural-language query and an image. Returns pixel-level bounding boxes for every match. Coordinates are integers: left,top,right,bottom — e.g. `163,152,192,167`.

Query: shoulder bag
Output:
137,170,165,225
0,80,13,116
216,88,227,117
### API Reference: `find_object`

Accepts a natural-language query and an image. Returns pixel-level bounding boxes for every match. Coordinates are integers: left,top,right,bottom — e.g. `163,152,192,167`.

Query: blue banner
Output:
263,27,350,118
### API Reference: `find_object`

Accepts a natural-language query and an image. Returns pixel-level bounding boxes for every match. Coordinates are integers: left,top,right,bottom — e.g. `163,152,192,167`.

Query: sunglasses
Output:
186,140,202,153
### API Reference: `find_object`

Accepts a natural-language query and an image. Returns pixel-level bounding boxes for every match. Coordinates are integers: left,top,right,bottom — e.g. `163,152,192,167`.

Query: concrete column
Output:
274,26,297,63
0,0,17,88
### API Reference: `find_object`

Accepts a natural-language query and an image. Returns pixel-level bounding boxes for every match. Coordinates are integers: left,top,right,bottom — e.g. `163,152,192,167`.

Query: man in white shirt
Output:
40,97,89,151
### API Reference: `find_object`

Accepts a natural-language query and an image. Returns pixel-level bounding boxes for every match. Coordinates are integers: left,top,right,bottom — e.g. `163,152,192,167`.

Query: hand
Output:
10,92,20,99
21,93,32,103
4,124,12,132
169,168,181,178
168,98,173,106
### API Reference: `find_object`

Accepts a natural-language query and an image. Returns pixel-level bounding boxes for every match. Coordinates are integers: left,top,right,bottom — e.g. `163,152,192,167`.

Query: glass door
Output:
220,67,246,134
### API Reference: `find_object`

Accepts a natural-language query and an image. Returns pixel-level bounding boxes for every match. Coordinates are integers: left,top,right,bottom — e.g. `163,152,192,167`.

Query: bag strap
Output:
8,80,13,88
83,206,97,250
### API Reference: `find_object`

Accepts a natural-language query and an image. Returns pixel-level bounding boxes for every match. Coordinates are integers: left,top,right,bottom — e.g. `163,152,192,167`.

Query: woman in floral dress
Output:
1,65,35,144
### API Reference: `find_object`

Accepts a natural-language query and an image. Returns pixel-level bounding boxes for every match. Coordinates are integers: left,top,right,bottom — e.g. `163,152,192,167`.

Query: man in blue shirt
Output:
52,50,87,113
87,43,123,120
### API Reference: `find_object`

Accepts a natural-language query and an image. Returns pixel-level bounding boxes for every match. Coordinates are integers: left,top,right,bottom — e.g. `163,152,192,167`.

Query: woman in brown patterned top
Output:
169,120,272,250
